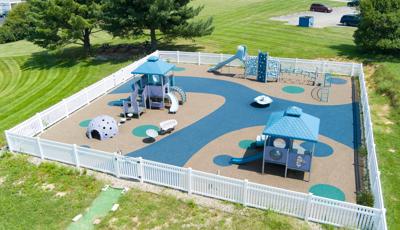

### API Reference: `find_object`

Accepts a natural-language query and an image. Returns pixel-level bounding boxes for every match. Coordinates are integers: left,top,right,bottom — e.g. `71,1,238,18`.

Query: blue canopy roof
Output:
263,106,320,142
132,56,175,75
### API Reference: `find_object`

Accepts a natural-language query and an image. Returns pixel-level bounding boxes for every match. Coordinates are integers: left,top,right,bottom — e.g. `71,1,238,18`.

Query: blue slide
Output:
208,45,247,72
230,152,263,165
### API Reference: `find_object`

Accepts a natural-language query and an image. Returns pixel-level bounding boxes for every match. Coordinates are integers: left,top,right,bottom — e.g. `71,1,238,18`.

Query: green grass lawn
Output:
0,154,103,229
96,188,312,230
0,0,399,228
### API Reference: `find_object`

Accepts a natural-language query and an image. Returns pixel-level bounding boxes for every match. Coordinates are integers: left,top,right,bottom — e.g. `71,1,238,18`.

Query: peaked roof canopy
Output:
132,56,175,75
263,106,320,142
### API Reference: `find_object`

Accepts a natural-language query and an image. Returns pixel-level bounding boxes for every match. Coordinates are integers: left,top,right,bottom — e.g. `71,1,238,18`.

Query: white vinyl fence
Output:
4,51,386,229
6,133,383,229
158,51,361,77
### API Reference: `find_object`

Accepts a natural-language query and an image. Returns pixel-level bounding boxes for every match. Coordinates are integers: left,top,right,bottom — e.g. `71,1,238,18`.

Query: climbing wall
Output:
257,52,267,83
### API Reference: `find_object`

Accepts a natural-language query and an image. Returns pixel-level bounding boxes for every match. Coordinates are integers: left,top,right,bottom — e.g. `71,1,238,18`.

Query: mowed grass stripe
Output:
0,64,82,124
0,58,23,97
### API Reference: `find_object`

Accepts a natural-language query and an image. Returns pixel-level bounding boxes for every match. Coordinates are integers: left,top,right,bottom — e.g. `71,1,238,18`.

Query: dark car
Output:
310,3,333,13
340,14,360,26
347,0,360,7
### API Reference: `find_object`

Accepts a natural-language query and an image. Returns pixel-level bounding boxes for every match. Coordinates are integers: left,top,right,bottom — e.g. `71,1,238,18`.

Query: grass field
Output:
0,154,103,229
97,188,312,230
0,0,399,228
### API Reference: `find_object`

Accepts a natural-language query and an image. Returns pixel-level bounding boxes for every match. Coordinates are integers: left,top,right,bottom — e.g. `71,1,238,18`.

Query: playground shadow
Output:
22,45,144,71
329,44,400,63
236,147,306,180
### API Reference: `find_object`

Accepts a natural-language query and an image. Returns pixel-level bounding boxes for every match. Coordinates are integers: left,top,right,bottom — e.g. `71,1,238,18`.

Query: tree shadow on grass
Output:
21,41,204,71
329,44,400,64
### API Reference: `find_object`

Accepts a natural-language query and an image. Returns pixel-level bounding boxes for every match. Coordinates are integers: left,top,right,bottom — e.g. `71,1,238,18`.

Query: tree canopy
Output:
27,0,103,53
0,3,31,43
102,0,214,50
354,0,400,53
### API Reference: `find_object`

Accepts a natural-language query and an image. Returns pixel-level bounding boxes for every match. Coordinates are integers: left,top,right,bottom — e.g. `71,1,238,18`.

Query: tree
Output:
27,0,103,54
102,0,214,50
0,3,31,43
354,0,400,53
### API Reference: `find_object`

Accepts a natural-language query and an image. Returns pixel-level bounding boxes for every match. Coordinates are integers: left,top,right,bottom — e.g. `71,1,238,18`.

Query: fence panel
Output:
117,156,140,180
247,182,307,218
191,170,243,203
6,133,40,157
142,160,187,190
309,196,379,229
40,103,67,129
77,148,115,174
65,92,86,115
40,139,75,164
10,116,43,137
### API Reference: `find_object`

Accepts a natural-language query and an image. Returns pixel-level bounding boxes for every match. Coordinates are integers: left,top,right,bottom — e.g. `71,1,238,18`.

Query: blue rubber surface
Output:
231,153,263,165
110,77,356,167
300,141,334,157
213,155,233,167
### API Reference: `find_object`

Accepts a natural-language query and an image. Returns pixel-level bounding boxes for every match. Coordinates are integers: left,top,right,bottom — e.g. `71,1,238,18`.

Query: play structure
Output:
208,45,280,83
231,106,320,181
262,106,320,180
280,67,319,86
123,56,187,117
86,115,119,140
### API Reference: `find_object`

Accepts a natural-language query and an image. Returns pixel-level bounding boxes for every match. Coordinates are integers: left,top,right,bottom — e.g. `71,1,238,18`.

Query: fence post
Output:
322,61,326,75
62,99,69,118
197,52,201,65
36,137,44,160
177,51,180,63
351,63,356,77
294,58,298,69
84,88,90,105
304,193,313,221
242,179,249,206
5,130,14,152
73,144,80,168
113,154,120,178
220,53,224,62
138,157,144,183
187,167,192,195
36,113,45,133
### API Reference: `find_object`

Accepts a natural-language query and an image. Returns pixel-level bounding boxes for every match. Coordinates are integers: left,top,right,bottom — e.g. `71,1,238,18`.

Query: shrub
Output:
0,27,16,43
357,191,374,207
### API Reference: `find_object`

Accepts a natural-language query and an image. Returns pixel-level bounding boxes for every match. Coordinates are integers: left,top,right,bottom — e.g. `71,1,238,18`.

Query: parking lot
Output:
270,6,357,28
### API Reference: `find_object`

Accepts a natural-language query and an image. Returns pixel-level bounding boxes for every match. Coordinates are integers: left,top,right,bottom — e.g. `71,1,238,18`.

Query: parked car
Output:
310,3,333,13
340,14,360,26
347,0,360,7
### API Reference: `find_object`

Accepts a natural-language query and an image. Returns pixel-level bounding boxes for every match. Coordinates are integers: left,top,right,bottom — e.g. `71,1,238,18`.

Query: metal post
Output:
36,137,44,160
187,167,192,195
139,157,144,183
242,179,248,206
73,144,80,168
177,51,180,63
304,193,313,221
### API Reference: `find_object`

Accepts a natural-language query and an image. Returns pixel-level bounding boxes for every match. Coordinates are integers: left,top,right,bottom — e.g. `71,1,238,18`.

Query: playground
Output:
39,47,357,203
